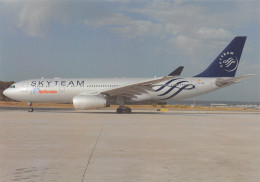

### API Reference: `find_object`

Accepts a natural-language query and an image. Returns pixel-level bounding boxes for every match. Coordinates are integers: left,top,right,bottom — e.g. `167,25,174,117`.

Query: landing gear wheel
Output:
27,102,34,112
116,107,132,114
116,107,123,114
125,107,131,113
28,108,34,112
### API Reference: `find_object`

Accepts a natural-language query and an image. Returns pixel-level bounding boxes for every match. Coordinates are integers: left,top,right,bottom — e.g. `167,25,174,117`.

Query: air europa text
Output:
39,90,57,94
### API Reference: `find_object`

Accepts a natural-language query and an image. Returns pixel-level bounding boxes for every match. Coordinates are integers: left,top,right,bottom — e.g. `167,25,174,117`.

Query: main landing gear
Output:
115,96,131,113
27,102,34,112
116,107,132,114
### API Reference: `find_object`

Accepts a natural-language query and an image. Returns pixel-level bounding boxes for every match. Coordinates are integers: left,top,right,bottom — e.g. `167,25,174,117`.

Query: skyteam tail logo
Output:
219,52,238,72
154,78,195,100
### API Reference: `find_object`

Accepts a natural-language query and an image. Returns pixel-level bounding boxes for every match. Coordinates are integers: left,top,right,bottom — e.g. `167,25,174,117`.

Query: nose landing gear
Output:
27,102,34,112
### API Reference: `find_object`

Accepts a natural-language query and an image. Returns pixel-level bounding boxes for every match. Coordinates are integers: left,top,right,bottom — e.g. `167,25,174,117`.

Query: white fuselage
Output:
4,77,220,104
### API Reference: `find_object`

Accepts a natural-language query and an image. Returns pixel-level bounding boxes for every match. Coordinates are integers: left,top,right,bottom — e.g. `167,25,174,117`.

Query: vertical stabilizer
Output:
194,36,246,77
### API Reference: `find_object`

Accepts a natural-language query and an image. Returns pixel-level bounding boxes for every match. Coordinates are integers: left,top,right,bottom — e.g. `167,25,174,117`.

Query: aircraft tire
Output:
116,108,123,114
125,108,131,113
28,108,34,112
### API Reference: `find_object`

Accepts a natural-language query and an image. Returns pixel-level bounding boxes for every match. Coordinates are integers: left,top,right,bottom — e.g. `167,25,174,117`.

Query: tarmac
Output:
0,108,260,182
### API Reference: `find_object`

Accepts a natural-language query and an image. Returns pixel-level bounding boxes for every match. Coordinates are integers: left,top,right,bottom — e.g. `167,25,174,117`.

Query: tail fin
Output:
194,36,247,77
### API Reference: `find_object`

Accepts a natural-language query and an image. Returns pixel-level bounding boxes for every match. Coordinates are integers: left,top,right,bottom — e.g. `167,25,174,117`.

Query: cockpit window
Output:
10,85,15,88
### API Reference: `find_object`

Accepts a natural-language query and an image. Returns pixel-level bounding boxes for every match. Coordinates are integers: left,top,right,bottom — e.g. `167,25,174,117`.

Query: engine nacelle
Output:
73,95,110,110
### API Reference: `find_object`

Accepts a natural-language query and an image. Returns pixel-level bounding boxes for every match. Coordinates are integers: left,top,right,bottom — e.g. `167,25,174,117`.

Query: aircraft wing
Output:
100,66,184,98
100,76,173,98
215,74,254,87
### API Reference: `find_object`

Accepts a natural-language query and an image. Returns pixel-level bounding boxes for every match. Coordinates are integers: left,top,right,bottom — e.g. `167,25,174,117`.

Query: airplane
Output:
3,36,253,113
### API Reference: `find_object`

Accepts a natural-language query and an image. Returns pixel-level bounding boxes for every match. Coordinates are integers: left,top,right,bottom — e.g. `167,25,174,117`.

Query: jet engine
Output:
73,95,110,110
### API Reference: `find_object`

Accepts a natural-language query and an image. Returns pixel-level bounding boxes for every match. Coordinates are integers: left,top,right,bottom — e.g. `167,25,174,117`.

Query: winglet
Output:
168,66,184,76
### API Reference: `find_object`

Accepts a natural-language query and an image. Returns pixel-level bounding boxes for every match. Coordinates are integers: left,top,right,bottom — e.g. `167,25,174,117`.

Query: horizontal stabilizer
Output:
168,66,184,76
215,74,254,87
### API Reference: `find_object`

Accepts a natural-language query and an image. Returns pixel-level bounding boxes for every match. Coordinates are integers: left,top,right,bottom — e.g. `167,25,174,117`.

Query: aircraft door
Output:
22,82,29,92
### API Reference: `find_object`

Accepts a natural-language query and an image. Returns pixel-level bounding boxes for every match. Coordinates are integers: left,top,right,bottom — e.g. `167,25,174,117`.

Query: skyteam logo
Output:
219,52,238,72
154,78,195,100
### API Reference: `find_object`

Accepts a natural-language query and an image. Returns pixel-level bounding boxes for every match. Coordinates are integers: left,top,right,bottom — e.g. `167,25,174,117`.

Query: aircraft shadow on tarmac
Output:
1,107,172,115
1,107,258,115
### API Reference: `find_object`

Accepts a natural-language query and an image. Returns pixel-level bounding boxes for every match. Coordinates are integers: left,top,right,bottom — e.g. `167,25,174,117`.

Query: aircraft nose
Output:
3,88,14,99
3,87,21,101
3,88,9,97
3,89,7,96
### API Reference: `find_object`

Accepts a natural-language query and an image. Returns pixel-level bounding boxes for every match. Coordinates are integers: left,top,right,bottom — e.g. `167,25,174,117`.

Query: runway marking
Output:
81,124,104,182
12,167,50,182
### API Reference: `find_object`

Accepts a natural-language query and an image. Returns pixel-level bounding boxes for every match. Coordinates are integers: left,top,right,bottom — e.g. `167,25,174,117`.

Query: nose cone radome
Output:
3,87,24,102
3,88,16,100
3,88,9,97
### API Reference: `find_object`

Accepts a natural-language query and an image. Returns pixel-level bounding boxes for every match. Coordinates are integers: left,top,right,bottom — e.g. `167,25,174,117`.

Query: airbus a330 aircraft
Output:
3,36,253,113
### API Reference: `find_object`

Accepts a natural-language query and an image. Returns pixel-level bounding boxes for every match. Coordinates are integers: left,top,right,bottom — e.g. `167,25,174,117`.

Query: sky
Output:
0,0,259,102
